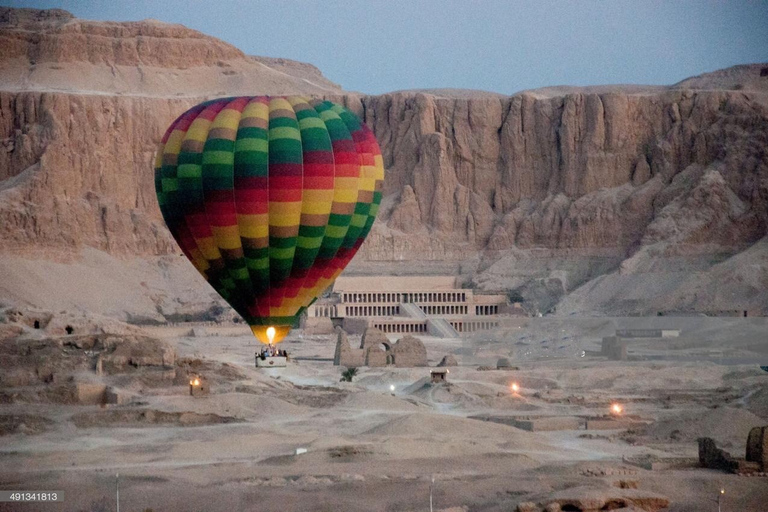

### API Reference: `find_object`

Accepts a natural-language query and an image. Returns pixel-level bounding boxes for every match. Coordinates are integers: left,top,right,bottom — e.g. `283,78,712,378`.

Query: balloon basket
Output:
255,356,287,368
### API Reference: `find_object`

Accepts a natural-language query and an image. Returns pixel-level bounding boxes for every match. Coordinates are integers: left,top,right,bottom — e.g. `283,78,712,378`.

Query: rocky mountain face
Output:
347,85,768,314
1,8,766,319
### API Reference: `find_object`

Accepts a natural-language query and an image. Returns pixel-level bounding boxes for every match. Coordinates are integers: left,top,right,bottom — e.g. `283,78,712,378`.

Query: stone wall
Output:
698,437,762,474
746,426,768,471
332,327,364,368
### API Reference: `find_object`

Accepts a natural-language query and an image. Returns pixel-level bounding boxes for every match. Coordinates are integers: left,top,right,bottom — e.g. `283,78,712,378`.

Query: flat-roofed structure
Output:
305,276,526,337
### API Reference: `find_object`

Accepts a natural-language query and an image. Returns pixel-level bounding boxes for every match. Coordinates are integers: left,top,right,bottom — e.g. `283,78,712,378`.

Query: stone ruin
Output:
515,484,670,512
601,329,682,361
333,326,427,368
497,357,518,370
601,336,627,361
361,326,392,367
437,354,458,367
333,327,364,367
698,425,768,475
697,438,744,473
0,307,179,407
746,426,768,472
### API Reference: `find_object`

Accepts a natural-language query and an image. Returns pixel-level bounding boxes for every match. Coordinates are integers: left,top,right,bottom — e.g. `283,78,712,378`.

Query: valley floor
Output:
1,322,767,512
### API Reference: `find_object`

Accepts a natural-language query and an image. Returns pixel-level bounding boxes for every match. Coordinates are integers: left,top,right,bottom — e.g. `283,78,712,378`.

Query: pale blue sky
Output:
6,0,768,94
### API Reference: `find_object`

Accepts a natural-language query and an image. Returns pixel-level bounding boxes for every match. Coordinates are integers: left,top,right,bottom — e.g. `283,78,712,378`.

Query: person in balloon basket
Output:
255,346,289,363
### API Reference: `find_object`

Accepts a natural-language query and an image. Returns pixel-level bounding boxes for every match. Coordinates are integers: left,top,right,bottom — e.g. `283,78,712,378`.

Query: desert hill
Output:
0,7,343,96
0,7,766,320
673,63,768,92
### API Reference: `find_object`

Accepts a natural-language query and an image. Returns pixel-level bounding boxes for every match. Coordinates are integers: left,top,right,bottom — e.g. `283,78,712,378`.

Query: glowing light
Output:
511,382,520,393
720,489,725,495
389,384,395,392
193,379,200,386
611,403,623,415
266,326,276,345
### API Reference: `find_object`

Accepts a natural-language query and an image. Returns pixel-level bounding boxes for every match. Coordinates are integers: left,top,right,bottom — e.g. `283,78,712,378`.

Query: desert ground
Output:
1,316,766,512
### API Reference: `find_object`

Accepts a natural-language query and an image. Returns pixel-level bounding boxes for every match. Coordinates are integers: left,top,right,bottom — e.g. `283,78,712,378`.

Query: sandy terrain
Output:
1,318,766,512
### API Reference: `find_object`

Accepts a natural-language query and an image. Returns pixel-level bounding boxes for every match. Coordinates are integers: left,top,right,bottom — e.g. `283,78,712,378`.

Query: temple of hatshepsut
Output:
305,276,526,337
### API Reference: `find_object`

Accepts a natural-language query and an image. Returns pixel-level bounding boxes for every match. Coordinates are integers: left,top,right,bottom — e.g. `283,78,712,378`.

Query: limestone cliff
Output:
350,87,768,314
355,89,767,254
1,8,766,318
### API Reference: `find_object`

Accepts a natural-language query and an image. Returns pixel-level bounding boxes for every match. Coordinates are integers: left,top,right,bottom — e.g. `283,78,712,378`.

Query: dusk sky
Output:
7,0,768,94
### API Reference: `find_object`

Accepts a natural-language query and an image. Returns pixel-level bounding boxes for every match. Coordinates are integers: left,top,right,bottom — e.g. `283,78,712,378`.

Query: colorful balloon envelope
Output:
154,96,384,344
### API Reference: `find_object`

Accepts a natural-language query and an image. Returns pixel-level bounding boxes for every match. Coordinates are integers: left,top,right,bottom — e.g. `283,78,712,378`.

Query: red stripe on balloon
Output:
269,176,302,189
302,176,334,189
269,188,303,202
303,151,335,165
268,163,303,177
235,177,268,189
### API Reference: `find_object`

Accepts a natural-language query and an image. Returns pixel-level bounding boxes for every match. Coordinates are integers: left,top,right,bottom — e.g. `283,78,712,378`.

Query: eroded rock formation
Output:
1,7,767,318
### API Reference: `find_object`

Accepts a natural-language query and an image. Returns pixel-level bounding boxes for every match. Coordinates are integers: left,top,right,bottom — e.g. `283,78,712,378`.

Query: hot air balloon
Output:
154,96,384,345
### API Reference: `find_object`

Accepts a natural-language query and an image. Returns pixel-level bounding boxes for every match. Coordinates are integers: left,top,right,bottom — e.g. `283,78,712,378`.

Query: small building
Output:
189,375,209,397
430,369,449,384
